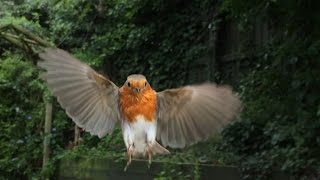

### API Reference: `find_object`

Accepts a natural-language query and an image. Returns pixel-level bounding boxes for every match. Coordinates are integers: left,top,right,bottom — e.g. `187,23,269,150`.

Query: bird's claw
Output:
124,159,131,172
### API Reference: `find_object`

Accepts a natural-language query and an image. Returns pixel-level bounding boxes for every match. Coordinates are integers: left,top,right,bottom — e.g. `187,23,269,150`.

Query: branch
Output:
0,33,26,49
0,24,11,32
1,32,39,45
11,24,52,47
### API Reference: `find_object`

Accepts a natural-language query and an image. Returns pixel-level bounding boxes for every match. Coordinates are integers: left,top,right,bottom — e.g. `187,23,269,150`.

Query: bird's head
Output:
123,74,150,94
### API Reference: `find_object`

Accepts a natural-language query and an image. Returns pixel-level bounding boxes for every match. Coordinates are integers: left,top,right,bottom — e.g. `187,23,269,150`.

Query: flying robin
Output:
38,48,241,170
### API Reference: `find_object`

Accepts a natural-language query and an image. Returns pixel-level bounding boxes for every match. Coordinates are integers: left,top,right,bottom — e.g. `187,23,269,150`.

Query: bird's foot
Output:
145,143,153,169
124,145,134,172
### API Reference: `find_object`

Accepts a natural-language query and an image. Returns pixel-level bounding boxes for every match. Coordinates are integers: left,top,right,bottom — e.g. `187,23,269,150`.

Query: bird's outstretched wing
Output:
156,83,241,148
38,48,119,138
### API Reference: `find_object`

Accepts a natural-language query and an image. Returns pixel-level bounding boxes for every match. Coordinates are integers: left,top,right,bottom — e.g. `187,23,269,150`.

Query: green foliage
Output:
0,53,77,179
0,53,44,178
46,0,212,89
0,0,45,35
219,0,320,179
1,0,320,179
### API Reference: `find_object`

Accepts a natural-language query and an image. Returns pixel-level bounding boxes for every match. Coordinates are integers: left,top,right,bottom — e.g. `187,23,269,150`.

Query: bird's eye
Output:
127,82,131,87
144,82,147,86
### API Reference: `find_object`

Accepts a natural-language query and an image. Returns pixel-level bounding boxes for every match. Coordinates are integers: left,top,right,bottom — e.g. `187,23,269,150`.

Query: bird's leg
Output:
124,144,134,171
145,122,156,168
145,143,153,168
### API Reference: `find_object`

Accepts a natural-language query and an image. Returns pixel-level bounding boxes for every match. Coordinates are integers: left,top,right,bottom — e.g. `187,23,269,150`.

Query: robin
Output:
38,48,241,170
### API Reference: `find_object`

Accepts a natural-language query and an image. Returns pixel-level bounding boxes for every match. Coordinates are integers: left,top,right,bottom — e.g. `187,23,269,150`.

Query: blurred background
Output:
0,0,319,179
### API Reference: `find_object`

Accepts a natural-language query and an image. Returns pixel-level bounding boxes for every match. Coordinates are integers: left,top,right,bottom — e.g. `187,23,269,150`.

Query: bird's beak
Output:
134,88,141,93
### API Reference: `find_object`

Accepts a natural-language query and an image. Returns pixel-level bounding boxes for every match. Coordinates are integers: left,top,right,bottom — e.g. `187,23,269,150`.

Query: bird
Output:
38,48,241,171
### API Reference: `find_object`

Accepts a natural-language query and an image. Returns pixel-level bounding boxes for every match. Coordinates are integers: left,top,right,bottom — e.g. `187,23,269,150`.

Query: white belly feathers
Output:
122,115,157,156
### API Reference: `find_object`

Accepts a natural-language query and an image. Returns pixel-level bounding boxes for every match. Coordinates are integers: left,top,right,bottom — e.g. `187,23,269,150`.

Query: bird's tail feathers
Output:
151,141,170,155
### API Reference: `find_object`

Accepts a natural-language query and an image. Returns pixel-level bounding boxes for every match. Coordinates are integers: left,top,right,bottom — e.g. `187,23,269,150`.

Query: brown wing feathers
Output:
157,84,241,148
38,48,120,138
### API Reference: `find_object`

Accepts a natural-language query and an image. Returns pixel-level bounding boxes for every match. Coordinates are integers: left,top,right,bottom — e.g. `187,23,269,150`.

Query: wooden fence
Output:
188,16,270,87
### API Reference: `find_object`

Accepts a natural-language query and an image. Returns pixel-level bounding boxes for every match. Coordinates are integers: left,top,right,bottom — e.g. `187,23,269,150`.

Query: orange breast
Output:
119,86,157,123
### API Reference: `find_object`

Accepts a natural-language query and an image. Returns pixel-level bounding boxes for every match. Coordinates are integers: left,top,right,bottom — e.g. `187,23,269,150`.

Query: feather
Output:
38,48,120,137
156,83,241,148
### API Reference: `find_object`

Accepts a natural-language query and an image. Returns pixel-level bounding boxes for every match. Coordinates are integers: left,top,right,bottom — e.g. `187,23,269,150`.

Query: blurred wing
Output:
38,48,119,138
156,83,241,148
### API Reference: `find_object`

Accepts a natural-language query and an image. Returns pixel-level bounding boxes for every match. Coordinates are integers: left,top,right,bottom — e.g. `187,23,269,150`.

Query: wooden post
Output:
74,125,80,145
43,101,53,168
208,22,218,82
